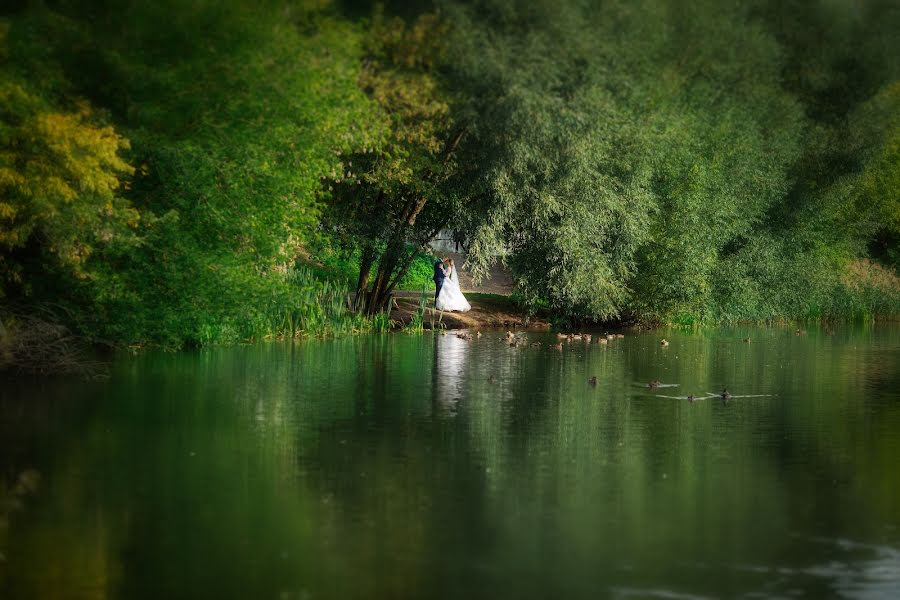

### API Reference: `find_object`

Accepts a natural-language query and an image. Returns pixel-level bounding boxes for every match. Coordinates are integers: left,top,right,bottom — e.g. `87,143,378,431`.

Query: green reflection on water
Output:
1,326,899,599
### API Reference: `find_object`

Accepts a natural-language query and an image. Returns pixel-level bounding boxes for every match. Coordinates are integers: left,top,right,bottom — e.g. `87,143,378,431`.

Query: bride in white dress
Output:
436,258,471,312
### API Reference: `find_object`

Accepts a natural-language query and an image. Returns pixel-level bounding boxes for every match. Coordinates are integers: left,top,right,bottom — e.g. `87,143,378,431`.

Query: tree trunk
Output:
385,248,420,297
364,195,428,315
367,270,388,314
366,245,401,315
356,128,468,316
354,245,376,312
364,212,461,316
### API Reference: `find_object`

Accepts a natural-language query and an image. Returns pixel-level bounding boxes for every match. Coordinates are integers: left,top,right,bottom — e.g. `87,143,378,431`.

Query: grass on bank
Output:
183,244,437,347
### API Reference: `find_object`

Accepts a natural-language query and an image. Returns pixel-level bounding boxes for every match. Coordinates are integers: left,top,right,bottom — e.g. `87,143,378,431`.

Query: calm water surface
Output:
1,326,899,599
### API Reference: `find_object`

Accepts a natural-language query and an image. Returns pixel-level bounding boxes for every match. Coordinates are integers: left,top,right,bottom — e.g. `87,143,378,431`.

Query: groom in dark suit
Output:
433,257,446,303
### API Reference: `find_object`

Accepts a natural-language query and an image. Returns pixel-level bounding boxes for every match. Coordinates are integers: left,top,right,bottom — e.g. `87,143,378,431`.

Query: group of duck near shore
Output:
448,329,628,351
448,328,813,348
452,330,744,352
549,331,625,351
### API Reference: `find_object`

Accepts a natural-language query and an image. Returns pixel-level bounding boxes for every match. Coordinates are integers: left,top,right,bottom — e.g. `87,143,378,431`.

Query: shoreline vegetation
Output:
1,0,899,373
3,274,897,376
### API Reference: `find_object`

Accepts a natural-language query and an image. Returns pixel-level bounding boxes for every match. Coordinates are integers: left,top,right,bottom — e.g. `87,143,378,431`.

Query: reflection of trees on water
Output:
1,328,899,598
446,328,900,596
0,381,120,598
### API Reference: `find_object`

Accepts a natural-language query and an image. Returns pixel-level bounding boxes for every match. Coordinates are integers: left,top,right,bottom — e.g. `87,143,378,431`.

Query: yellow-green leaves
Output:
0,80,135,285
358,11,452,191
859,82,900,232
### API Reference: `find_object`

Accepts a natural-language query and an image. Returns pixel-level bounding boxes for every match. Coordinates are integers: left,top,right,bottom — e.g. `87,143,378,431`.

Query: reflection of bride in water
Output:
436,259,471,312
432,332,470,414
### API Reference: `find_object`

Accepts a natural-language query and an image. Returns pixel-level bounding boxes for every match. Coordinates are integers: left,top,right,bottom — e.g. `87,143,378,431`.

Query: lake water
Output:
1,326,899,599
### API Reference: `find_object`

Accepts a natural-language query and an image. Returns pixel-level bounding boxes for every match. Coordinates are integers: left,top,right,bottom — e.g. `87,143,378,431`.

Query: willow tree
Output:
440,0,658,320
617,0,805,322
440,0,896,323
702,0,900,321
855,83,900,269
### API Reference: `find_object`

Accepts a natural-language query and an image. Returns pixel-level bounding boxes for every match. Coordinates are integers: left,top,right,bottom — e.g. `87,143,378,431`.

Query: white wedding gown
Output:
436,266,471,312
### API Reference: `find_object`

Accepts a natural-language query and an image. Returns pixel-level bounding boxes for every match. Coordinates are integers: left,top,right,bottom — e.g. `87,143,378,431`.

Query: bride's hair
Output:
447,258,454,269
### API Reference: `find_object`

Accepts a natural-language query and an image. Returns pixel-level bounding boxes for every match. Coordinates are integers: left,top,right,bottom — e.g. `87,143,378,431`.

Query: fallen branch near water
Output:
0,310,108,379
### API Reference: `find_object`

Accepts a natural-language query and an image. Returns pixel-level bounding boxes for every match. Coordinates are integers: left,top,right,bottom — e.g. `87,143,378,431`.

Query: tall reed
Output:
405,288,430,333
269,266,391,338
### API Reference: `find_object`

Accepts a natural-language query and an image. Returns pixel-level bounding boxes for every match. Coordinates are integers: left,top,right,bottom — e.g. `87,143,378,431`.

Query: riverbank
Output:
390,292,549,330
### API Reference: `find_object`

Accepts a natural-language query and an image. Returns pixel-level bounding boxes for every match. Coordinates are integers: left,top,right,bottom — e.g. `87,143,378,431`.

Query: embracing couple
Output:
433,257,471,312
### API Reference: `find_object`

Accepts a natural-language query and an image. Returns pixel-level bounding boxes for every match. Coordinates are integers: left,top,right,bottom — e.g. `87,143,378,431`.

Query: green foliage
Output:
323,9,462,313
356,8,452,193
403,290,430,333
447,0,899,324
441,0,658,319
306,237,436,291
0,20,137,295
278,266,390,338
1,0,898,347
1,0,387,345
396,251,437,290
851,82,900,269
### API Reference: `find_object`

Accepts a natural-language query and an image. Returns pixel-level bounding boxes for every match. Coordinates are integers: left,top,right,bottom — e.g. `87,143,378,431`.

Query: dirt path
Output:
391,292,548,331
428,252,514,295
391,254,526,329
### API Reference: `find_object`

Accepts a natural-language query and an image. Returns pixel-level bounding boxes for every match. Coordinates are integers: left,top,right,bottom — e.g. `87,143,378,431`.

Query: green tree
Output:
0,21,136,298
851,82,900,269
443,0,802,321
3,0,378,344
325,9,462,314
